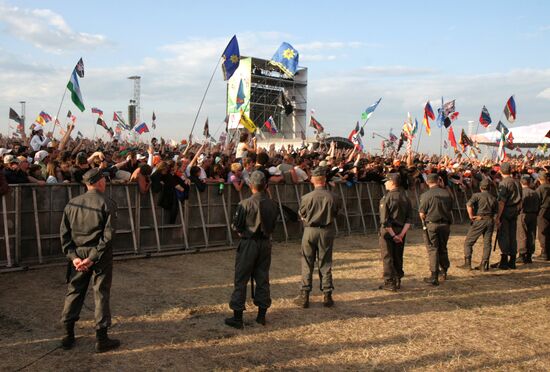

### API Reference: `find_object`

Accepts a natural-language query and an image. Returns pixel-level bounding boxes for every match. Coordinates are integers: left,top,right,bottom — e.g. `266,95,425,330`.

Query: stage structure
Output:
128,76,141,128
226,57,307,139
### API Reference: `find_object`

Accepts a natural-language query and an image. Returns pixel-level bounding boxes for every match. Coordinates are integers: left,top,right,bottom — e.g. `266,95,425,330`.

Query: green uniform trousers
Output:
61,247,112,330
464,219,494,261
379,227,405,281
301,226,334,293
229,238,272,311
517,213,537,255
425,223,451,274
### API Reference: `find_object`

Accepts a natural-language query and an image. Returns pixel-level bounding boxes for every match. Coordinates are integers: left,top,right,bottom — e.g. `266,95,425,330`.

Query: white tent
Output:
471,121,550,148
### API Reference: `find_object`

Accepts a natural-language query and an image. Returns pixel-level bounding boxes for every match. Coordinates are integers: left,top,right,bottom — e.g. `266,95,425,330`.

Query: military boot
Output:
423,272,439,286
256,308,267,326
491,254,509,270
458,257,472,270
525,254,533,264
95,328,120,353
224,310,244,329
508,255,516,269
378,279,397,292
293,290,310,308
60,322,75,350
479,260,490,272
323,292,334,307
518,253,528,264
396,278,402,289
439,270,448,281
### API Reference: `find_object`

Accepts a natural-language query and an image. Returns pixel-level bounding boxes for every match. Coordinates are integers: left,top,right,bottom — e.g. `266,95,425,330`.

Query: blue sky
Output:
1,0,549,152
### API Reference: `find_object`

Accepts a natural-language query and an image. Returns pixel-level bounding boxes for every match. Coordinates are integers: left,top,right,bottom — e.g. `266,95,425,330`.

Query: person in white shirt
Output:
30,128,51,152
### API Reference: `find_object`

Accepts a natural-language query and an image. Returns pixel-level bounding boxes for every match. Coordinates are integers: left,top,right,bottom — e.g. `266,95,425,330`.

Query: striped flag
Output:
423,101,435,136
91,107,103,116
479,106,492,127
67,61,85,112
504,95,516,123
264,116,278,134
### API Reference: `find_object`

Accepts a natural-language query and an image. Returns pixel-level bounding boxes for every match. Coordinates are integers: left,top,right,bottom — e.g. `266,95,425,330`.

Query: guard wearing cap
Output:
418,173,453,286
460,179,498,271
378,173,412,291
59,168,120,353
225,171,279,329
516,175,540,263
294,166,341,308
536,171,550,260
493,162,522,269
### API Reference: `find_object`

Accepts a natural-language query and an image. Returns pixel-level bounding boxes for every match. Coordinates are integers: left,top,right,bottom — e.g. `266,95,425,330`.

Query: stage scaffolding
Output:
247,57,307,139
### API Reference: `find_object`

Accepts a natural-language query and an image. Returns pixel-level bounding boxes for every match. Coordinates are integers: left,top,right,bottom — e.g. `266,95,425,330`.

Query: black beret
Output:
426,173,439,183
249,170,266,186
500,162,511,174
82,168,104,184
311,166,327,177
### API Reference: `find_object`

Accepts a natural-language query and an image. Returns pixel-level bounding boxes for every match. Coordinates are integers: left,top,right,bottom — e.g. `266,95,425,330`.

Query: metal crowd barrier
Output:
0,182,471,270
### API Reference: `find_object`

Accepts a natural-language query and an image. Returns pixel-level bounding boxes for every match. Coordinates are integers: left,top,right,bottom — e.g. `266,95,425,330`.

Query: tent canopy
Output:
471,121,550,148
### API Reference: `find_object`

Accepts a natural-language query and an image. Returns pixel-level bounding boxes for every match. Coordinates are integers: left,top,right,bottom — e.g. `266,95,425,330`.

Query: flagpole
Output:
415,124,423,154
51,87,68,138
439,125,443,157
189,57,223,140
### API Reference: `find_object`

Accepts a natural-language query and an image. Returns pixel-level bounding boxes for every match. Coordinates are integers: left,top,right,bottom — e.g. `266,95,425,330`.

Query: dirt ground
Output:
1,225,550,371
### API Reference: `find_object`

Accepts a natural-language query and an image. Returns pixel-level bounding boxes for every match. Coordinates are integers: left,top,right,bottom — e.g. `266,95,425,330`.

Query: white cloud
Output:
537,88,550,100
0,3,110,53
361,65,438,76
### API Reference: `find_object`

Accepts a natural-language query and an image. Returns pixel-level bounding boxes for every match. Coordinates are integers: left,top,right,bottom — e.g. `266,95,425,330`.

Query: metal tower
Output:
128,76,141,125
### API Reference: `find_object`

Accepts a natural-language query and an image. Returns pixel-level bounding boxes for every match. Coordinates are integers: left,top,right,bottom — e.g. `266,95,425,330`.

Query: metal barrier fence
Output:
0,182,471,270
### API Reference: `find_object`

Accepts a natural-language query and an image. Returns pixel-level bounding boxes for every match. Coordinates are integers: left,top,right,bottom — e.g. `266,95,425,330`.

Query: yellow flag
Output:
239,110,256,133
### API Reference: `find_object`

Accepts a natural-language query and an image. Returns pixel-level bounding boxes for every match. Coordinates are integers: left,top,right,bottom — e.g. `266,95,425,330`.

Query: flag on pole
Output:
39,111,52,122
423,101,435,136
412,117,419,136
448,127,457,149
496,121,509,135
449,112,459,122
203,117,209,138
239,110,257,133
97,117,109,130
300,130,306,141
67,61,85,112
134,122,149,134
91,107,103,116
361,97,382,121
34,114,46,126
506,132,514,150
236,79,245,109
67,110,72,118
152,111,156,129
459,129,473,152
309,116,324,132
221,35,240,81
546,129,550,139
113,112,129,130
443,100,456,116
497,127,506,161
443,140,448,149
9,108,22,124
504,95,516,123
269,42,299,77
348,122,360,141
389,130,398,142
264,116,278,134
479,106,492,127
75,57,85,78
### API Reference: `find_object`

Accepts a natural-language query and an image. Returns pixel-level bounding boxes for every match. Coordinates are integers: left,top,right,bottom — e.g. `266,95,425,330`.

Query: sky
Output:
1,0,549,153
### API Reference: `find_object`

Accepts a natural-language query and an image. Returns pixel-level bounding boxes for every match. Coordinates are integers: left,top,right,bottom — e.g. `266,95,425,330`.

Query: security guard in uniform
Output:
460,179,498,271
294,166,341,308
59,168,120,353
225,171,278,329
418,173,453,286
536,171,550,260
494,162,522,270
517,175,540,264
378,173,412,291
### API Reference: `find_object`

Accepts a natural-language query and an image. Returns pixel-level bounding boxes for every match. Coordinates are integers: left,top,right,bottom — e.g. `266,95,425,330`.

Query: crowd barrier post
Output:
177,201,190,250
194,187,209,248
365,183,379,231
2,195,12,267
31,189,43,264
14,187,21,264
125,186,139,254
355,183,368,234
148,189,161,252
337,183,352,235
273,185,289,242
134,187,142,254
220,188,234,247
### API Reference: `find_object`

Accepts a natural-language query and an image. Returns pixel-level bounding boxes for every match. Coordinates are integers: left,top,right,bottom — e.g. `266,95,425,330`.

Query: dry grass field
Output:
1,225,550,371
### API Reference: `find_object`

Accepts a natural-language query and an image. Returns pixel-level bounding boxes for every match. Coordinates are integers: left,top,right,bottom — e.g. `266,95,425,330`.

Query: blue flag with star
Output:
221,35,240,81
269,42,299,77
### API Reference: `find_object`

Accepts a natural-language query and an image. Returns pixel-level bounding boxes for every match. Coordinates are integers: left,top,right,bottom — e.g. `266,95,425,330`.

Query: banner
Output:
227,57,251,130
